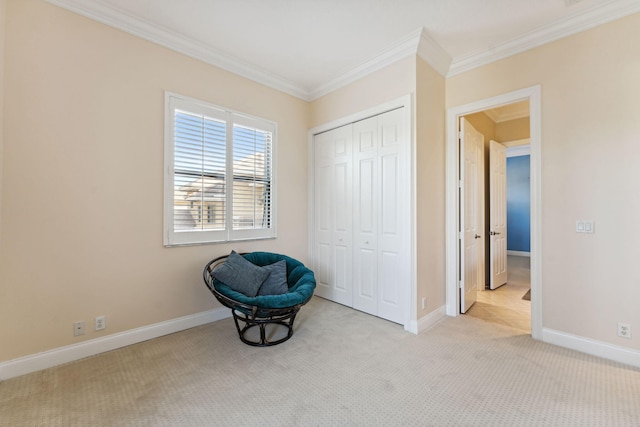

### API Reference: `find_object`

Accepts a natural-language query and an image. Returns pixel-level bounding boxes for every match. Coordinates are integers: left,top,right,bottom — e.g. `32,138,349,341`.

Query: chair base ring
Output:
231,307,300,347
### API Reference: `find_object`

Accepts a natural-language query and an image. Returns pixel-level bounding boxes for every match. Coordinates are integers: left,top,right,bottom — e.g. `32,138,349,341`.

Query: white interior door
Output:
460,118,484,313
489,140,508,289
313,125,353,306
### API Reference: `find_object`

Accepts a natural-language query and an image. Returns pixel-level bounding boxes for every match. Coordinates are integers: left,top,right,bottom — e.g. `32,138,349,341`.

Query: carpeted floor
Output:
1,296,639,426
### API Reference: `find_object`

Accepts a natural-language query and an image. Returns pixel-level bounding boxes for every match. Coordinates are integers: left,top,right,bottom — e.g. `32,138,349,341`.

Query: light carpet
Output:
1,296,639,426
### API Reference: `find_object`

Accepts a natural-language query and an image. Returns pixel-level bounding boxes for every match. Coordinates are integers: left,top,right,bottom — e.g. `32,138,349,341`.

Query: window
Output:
164,93,276,246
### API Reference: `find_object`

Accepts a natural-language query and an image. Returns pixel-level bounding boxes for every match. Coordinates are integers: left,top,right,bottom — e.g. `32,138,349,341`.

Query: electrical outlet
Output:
421,297,426,310
95,315,106,331
73,321,85,337
617,322,631,339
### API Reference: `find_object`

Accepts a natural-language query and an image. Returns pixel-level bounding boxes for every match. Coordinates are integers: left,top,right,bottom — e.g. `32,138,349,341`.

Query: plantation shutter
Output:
232,124,272,228
165,93,276,246
173,109,227,232
230,115,275,240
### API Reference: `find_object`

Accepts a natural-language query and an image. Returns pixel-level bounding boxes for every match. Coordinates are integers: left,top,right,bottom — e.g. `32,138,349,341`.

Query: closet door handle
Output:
490,231,501,236
474,234,481,239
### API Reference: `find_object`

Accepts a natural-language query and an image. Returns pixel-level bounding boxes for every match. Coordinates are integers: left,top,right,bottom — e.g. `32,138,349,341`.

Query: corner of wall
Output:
414,55,447,314
406,305,447,334
0,0,6,245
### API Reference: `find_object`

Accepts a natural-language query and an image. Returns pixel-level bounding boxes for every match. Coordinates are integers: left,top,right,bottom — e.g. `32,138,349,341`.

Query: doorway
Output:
445,86,542,340
461,108,532,333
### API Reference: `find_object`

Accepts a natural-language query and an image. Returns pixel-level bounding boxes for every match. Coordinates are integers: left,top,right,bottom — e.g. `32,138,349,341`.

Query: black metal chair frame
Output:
203,255,306,347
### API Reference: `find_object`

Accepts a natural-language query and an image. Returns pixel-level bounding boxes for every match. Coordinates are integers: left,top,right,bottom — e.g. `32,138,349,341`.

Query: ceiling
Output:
46,0,640,100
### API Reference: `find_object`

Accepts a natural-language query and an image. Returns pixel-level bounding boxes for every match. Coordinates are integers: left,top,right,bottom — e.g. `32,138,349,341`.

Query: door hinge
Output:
458,179,463,188
459,281,464,289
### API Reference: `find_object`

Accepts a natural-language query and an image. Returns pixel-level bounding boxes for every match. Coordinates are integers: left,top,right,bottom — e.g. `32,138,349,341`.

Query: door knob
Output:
490,231,501,236
474,234,481,239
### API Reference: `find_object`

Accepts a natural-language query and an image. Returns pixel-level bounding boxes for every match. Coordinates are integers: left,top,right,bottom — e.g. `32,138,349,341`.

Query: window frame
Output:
164,92,277,247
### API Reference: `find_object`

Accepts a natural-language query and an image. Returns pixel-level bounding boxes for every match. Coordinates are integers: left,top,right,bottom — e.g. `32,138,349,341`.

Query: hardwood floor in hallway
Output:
465,255,531,333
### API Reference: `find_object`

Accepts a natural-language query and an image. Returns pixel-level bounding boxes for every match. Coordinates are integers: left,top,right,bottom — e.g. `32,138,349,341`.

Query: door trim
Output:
445,85,542,340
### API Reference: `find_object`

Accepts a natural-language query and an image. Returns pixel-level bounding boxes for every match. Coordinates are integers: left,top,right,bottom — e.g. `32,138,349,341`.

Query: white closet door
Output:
352,116,379,316
351,108,407,323
313,125,353,306
313,106,408,325
376,108,408,324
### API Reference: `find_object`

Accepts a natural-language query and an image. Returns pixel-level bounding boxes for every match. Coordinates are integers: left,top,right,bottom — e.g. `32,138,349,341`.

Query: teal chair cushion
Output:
213,252,316,309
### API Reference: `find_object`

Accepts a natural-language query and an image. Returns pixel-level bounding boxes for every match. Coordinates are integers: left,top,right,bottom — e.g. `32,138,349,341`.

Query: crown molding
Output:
483,109,501,122
416,29,452,77
307,28,423,101
45,0,640,100
484,105,530,123
45,0,311,100
44,0,447,102
448,0,640,76
308,27,451,101
496,109,529,122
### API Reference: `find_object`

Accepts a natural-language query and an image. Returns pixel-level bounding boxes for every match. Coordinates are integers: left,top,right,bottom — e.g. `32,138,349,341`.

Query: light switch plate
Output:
576,220,594,233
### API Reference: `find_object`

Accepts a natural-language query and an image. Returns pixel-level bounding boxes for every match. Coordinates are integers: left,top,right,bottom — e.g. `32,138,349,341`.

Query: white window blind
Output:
164,93,276,246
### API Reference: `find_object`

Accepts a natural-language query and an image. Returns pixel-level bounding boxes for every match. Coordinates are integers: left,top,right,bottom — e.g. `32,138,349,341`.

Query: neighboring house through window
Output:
164,92,276,246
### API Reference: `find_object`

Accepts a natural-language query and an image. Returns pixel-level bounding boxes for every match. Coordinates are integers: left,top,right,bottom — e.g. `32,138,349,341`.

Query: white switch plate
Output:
576,220,594,233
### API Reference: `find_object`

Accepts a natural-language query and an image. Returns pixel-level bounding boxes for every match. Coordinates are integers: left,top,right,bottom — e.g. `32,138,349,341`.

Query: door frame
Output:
445,85,542,339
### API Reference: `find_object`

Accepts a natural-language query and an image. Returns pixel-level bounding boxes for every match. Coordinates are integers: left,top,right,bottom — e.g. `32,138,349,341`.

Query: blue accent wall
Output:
506,155,530,252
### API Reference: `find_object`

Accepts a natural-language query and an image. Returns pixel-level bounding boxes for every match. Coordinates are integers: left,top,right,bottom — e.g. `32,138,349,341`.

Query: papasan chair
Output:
203,251,316,346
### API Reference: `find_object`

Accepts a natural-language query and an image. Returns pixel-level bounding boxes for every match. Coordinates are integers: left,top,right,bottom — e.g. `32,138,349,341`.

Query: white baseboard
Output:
0,307,231,381
542,328,640,369
405,305,447,334
507,250,530,257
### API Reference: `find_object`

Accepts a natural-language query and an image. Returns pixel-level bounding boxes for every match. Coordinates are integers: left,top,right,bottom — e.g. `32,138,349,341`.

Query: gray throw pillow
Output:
212,251,269,297
258,260,288,296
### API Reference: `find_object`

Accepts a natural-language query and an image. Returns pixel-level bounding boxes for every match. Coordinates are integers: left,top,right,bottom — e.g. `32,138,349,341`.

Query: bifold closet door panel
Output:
313,125,353,307
352,115,379,316
377,108,409,324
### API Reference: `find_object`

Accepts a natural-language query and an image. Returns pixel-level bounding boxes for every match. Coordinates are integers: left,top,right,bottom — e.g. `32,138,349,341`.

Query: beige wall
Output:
0,0,5,245
463,113,495,141
310,56,416,128
448,13,640,349
415,57,446,316
0,0,309,362
496,117,529,142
